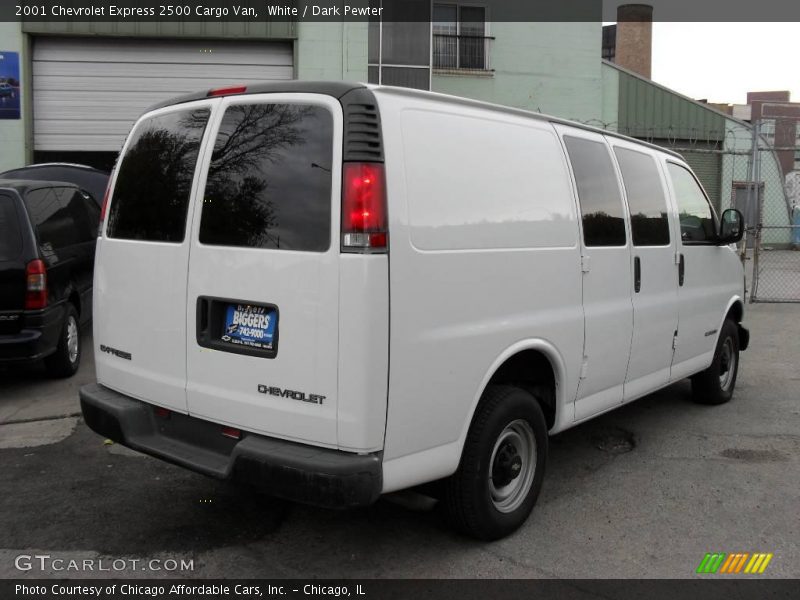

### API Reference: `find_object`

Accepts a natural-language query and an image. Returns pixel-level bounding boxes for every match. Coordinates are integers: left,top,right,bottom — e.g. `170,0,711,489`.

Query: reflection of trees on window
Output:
614,147,670,246
107,108,210,242
199,104,333,252
581,212,626,247
564,136,627,247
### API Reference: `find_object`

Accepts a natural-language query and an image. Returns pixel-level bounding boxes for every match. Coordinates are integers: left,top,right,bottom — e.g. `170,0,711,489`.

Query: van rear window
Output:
198,103,333,252
107,108,210,243
0,195,22,261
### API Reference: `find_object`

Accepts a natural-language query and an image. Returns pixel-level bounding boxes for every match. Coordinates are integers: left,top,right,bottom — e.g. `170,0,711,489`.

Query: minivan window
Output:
25,187,82,251
667,163,717,243
564,136,627,247
199,103,333,252
107,108,210,243
0,195,22,261
614,147,670,246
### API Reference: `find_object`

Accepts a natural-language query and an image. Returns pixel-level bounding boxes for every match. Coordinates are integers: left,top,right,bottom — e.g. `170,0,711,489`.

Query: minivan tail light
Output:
25,259,47,310
207,85,247,97
341,162,387,252
99,180,111,232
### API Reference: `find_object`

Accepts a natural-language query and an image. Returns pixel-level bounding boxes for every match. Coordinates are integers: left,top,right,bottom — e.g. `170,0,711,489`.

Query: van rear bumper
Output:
79,383,382,509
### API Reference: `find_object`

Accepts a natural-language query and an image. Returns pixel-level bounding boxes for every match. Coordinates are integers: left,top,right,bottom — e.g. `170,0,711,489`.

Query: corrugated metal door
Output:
32,37,293,152
681,147,722,211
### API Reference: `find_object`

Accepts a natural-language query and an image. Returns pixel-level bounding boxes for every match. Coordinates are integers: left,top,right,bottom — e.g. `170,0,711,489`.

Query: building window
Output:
433,4,493,72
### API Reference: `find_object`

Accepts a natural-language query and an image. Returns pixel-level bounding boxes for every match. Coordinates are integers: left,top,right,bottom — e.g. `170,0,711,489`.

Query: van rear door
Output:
185,94,342,447
95,101,215,411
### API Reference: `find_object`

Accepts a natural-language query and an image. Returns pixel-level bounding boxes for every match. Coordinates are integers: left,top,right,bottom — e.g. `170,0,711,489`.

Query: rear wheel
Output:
442,385,548,540
691,318,739,405
44,304,81,378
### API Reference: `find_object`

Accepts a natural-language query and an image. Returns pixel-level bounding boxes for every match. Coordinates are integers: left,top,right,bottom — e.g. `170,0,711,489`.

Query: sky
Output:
650,22,800,105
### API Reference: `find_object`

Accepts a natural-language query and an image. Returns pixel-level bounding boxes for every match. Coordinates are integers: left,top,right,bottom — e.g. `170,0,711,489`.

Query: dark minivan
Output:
0,180,99,377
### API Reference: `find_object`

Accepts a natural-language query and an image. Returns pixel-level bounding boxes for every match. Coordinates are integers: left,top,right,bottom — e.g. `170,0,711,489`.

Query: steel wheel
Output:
718,336,736,392
488,419,537,514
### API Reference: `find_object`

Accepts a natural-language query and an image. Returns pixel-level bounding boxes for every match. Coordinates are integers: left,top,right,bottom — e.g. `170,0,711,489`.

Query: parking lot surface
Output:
1,304,798,579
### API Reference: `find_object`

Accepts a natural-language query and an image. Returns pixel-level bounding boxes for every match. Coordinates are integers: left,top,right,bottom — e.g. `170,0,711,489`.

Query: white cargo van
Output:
80,82,748,540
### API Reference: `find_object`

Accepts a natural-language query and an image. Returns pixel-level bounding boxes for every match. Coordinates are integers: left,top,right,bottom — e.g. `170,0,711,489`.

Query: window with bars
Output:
433,3,492,72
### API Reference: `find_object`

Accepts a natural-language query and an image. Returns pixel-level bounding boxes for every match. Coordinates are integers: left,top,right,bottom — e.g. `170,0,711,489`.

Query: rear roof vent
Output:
341,89,384,162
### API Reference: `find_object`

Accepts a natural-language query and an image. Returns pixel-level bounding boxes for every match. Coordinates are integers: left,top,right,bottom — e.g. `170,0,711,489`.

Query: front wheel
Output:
442,385,548,540
691,318,740,405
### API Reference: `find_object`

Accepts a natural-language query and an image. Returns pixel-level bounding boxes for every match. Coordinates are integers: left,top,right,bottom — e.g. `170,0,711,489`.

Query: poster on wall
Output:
0,51,21,120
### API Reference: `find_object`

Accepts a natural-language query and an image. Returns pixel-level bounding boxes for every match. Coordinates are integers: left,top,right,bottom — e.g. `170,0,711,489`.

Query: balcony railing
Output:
433,34,494,73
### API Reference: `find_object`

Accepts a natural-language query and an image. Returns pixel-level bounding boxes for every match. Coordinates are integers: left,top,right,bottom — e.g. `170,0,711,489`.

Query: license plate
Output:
221,303,277,350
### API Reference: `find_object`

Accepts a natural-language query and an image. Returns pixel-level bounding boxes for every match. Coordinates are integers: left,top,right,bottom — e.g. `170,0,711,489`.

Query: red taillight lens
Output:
25,259,47,310
100,183,110,222
98,181,111,236
207,85,247,97
154,406,171,419
221,426,241,440
341,162,387,252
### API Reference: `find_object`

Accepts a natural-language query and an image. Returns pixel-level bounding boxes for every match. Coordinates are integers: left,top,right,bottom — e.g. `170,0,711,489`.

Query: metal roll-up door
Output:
681,145,723,212
32,37,293,152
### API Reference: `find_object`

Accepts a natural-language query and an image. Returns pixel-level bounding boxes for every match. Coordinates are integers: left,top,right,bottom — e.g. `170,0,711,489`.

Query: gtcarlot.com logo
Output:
14,554,194,572
696,552,773,574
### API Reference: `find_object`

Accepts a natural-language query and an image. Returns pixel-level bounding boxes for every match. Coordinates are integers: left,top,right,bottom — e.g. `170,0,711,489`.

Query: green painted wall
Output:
600,62,618,129
295,22,368,82
0,23,26,171
432,22,602,122
610,62,726,142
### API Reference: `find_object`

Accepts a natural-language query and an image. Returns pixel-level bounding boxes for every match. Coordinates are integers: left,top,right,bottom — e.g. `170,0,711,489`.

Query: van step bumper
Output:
79,383,382,509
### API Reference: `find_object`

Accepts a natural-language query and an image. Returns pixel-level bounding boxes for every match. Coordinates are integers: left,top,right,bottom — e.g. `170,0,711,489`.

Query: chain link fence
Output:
573,116,800,303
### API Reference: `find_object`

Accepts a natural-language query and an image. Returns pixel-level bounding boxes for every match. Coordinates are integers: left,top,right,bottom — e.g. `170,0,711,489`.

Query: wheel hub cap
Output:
488,419,537,514
67,316,79,363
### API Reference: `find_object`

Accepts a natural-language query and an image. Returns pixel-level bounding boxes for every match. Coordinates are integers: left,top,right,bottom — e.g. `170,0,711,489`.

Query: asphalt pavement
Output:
0,304,798,579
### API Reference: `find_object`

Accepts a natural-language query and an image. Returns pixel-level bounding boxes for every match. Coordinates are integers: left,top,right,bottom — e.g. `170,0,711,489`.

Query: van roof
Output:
0,179,81,194
146,81,683,161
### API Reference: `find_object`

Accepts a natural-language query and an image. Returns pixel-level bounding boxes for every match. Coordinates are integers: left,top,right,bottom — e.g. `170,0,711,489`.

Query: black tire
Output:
44,304,81,378
442,384,548,540
691,319,739,405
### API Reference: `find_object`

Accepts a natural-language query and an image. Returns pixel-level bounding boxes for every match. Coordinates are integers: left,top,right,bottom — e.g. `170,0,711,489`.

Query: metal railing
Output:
433,34,494,72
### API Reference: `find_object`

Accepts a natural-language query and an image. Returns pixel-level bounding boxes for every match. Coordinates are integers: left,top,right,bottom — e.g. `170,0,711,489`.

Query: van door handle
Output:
634,256,641,293
679,253,685,287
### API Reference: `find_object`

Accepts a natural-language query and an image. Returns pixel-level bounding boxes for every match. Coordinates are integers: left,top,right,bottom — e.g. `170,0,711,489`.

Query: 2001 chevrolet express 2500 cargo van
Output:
80,82,748,539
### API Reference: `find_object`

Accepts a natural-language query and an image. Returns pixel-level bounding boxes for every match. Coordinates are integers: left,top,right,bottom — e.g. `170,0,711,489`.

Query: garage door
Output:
32,37,293,152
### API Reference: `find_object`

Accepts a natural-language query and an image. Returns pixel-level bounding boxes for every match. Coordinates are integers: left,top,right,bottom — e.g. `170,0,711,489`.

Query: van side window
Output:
564,136,626,247
0,194,22,261
107,108,210,243
199,103,333,252
667,163,717,243
62,189,100,243
614,147,670,246
24,187,81,251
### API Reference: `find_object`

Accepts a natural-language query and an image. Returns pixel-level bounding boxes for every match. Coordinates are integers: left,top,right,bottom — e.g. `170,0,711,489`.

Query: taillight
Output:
98,178,112,236
25,259,47,310
207,85,247,97
221,426,241,440
341,162,388,252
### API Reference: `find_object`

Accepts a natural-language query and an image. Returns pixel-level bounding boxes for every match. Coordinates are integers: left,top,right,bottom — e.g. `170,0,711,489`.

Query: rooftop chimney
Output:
615,4,653,79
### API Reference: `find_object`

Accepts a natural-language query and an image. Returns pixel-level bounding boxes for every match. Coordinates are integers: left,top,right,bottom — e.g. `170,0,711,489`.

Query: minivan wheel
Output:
442,385,548,540
45,304,81,378
691,319,739,405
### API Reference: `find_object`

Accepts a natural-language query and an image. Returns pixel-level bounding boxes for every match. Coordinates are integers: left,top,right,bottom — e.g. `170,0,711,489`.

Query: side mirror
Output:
718,208,744,245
